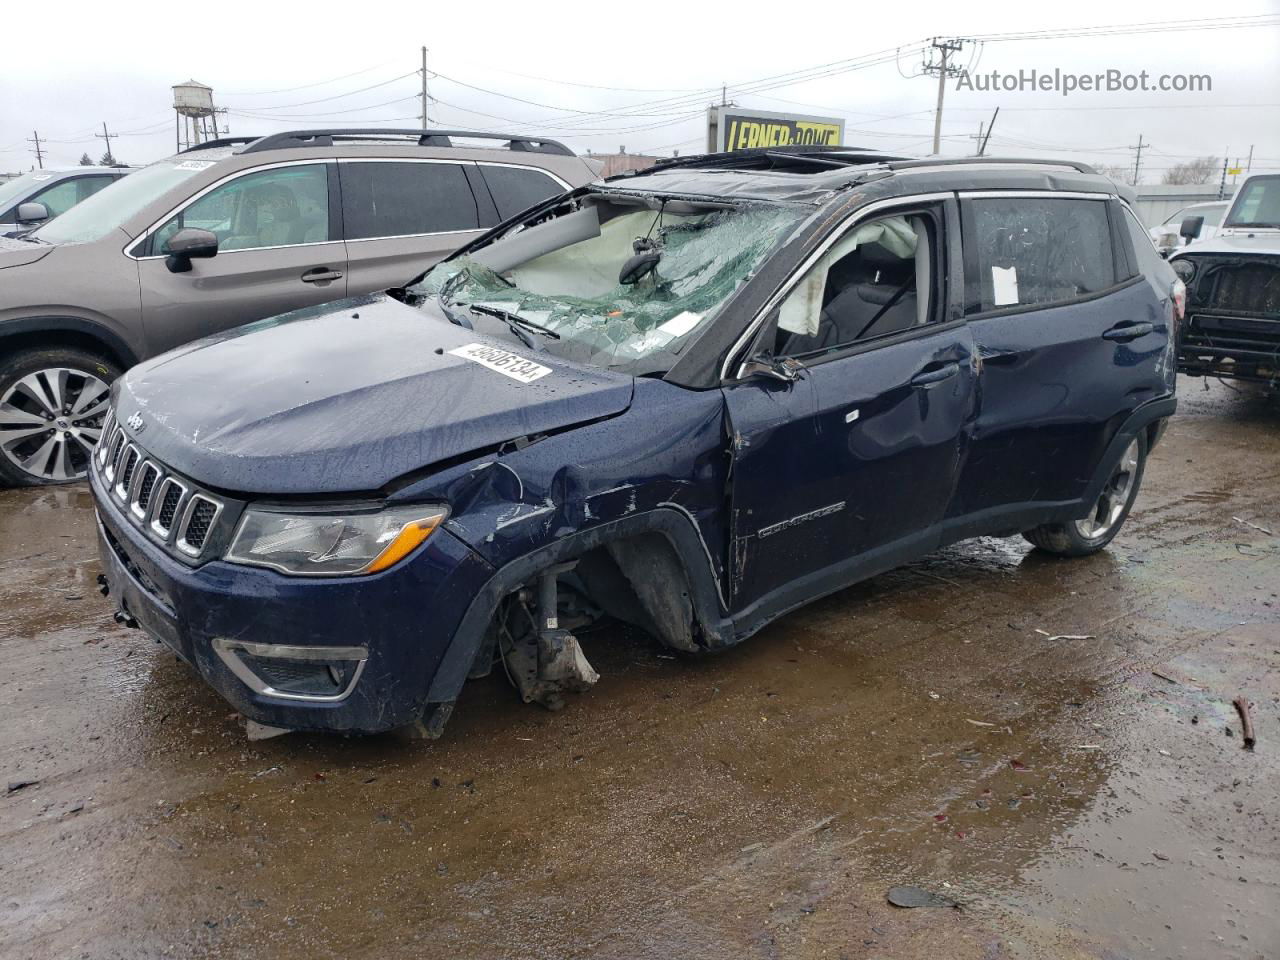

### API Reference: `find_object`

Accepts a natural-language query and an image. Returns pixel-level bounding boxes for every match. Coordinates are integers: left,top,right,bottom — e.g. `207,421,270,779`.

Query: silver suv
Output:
0,129,596,485
0,166,133,237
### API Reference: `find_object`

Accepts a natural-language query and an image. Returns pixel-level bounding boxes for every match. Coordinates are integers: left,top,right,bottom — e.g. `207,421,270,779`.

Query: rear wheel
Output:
0,347,119,486
1022,434,1147,557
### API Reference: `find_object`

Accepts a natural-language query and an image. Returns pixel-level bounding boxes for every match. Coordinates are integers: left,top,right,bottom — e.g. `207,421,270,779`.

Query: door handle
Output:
301,267,343,284
910,362,959,387
1102,322,1153,342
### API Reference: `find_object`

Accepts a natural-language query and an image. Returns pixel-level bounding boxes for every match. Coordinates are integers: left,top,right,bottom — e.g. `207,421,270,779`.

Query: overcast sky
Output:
3,0,1277,185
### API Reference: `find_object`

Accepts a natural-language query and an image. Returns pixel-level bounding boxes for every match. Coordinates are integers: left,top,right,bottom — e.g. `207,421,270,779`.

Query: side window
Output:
340,162,478,240
480,166,564,221
964,198,1115,313
153,164,330,253
30,179,84,218
773,212,937,358
77,176,116,203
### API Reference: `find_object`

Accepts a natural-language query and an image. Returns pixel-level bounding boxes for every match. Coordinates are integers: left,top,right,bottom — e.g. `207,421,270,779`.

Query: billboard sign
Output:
708,106,844,153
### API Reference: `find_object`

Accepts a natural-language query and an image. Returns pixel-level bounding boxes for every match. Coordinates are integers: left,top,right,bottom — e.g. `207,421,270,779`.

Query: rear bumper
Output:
90,467,494,734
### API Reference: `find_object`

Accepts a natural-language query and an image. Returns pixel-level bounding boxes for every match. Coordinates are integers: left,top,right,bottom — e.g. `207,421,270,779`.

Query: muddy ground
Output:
1,377,1276,960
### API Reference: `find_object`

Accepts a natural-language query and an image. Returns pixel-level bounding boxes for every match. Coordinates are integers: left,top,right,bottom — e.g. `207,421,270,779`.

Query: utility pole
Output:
920,38,966,155
1130,133,1145,185
1246,144,1254,172
978,107,998,156
968,107,999,156
420,47,430,127
27,130,45,169
1218,152,1229,200
96,122,116,164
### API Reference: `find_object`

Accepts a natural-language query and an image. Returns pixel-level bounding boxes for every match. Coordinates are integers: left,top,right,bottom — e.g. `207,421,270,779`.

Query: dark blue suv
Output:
90,150,1181,738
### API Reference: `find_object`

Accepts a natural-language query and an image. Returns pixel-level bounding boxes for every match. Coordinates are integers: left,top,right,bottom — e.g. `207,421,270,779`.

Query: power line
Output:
971,13,1279,43
227,94,419,121
223,60,396,96
221,71,418,111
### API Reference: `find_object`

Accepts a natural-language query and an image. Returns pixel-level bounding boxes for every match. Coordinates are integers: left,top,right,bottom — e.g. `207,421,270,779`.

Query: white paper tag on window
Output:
174,159,214,171
448,343,552,384
32,174,52,181
657,310,702,337
992,266,1019,306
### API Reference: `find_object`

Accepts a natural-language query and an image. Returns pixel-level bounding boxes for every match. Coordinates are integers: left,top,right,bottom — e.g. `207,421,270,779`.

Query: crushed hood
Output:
114,294,634,495
0,236,54,270
1175,231,1280,259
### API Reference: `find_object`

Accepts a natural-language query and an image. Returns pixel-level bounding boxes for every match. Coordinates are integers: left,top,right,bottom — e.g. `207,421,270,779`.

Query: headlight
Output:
226,504,448,576
1171,258,1196,283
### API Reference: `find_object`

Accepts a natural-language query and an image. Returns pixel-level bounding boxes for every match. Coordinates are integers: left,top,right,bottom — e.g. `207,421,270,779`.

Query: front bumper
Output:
1178,312,1280,383
91,467,494,734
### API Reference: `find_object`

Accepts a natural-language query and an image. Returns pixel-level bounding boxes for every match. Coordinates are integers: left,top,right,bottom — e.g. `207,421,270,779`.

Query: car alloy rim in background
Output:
0,367,111,481
1074,439,1141,540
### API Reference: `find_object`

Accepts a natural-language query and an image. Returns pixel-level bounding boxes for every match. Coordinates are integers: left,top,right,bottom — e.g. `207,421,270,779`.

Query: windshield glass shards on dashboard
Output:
412,197,806,372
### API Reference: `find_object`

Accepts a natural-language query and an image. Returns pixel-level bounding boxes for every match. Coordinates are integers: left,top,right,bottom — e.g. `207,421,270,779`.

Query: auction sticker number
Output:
448,343,552,384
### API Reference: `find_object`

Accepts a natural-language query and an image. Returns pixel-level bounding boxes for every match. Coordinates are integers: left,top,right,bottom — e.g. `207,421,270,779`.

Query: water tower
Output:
173,80,217,150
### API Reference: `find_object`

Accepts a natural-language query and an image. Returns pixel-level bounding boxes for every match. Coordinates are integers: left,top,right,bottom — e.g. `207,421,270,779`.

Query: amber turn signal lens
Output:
364,513,447,574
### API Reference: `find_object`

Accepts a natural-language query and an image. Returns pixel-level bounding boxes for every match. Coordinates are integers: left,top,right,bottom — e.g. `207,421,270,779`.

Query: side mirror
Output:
15,201,49,224
1179,215,1204,242
163,228,219,273
741,354,803,383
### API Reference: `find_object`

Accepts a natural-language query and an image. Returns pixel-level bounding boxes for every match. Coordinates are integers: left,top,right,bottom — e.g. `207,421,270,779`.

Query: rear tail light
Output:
1172,278,1186,323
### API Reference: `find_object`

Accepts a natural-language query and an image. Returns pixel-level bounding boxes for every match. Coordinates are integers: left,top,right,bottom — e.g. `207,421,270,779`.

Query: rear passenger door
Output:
950,193,1172,519
338,160,489,292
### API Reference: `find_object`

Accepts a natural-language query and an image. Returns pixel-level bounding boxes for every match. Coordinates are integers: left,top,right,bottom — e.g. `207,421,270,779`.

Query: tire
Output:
0,346,120,487
1022,432,1147,557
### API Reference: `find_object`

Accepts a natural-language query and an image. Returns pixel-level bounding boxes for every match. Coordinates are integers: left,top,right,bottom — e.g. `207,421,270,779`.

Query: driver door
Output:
137,162,347,355
722,201,977,617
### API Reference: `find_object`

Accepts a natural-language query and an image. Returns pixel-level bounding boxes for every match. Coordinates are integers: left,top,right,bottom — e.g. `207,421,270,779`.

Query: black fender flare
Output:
1080,395,1176,509
0,316,140,369
425,506,733,704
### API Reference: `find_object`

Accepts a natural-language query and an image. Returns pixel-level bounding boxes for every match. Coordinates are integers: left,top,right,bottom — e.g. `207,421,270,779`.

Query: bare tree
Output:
1098,164,1137,186
1161,156,1218,185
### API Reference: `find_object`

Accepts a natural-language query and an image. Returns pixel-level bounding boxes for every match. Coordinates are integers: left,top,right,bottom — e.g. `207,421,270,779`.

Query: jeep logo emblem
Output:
126,413,145,433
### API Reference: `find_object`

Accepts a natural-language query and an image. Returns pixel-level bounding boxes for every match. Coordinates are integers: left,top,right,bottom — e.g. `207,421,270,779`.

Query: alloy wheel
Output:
1074,439,1141,540
0,367,111,482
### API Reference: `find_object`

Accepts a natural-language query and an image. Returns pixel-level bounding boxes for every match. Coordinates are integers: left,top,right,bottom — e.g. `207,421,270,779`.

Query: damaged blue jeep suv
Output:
91,149,1180,737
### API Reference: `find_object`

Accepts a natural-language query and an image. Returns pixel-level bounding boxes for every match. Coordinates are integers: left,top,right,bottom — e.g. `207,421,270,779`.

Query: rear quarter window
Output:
479,165,565,221
341,161,479,240
964,197,1116,313
1121,206,1176,298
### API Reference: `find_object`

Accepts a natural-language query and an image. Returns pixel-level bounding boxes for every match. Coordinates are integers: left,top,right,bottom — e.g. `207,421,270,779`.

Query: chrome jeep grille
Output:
94,416,227,563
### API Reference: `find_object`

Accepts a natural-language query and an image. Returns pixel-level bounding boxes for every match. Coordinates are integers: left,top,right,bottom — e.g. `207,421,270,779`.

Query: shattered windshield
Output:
411,195,806,372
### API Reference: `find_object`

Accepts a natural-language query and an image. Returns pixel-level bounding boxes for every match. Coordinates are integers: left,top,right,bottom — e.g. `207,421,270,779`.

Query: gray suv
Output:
0,129,595,485
0,166,133,237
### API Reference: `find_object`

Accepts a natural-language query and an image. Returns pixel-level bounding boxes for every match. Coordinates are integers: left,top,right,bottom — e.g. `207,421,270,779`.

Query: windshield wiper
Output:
462,303,561,349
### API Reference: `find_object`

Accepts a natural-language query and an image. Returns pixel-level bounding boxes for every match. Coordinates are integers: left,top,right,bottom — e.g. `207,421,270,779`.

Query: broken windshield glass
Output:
411,197,807,372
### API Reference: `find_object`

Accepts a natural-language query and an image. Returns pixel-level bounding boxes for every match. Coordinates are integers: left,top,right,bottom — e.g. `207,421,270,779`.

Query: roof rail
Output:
211,128,575,157
648,145,912,174
882,156,1099,175
180,136,262,154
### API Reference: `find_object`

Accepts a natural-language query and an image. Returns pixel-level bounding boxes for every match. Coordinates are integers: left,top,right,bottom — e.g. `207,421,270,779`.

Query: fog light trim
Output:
212,638,368,703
